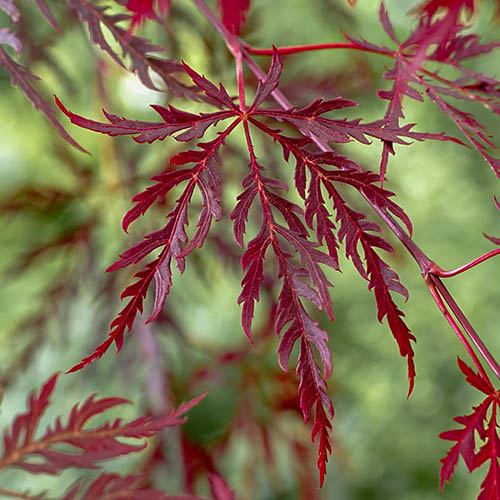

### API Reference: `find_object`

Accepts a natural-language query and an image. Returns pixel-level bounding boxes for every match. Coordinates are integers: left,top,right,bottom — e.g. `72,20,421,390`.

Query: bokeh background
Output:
0,0,498,498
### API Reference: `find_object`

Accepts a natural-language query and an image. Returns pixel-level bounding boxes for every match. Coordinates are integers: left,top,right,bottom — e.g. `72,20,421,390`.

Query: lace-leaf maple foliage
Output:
1,0,499,496
55,46,432,484
0,372,211,499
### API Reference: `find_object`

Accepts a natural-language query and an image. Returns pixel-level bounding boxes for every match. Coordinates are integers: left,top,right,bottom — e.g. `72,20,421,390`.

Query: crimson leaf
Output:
0,372,206,474
217,0,250,35
0,49,85,152
439,358,499,499
63,473,203,500
67,0,200,99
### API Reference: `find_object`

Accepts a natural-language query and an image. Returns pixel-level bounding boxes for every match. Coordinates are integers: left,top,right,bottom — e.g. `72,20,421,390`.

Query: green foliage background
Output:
0,0,498,498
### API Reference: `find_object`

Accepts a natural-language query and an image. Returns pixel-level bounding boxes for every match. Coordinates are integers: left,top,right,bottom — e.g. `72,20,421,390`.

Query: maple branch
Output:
245,42,392,58
192,0,500,380
246,43,497,110
425,276,492,384
235,51,247,112
430,276,500,379
431,248,500,278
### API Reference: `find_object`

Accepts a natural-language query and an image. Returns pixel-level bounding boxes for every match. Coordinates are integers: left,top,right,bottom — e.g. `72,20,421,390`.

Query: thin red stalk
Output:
245,42,392,58
432,248,500,278
431,275,500,379
425,276,492,384
247,42,494,108
191,0,499,380
236,52,247,112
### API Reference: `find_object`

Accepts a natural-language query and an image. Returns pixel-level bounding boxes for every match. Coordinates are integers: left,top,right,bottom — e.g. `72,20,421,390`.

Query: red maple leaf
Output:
440,358,499,499
218,0,250,34
126,0,171,27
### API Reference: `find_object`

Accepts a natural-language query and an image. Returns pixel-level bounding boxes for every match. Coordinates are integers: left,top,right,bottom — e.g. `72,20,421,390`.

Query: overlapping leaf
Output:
372,2,500,178
0,373,205,475
218,0,250,35
439,359,499,500
67,0,200,99
56,96,235,143
63,473,202,500
0,49,86,152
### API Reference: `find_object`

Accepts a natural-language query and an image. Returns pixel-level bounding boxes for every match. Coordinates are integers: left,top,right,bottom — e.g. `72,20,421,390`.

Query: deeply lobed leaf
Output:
439,359,499,499
0,373,206,475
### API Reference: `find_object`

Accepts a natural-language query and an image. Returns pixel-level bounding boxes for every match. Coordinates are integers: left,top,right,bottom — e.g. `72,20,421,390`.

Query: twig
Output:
431,248,500,278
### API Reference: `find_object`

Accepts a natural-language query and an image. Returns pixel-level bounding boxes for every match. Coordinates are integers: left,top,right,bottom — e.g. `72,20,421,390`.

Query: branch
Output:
425,276,492,384
430,276,499,379
431,248,500,278
245,41,392,58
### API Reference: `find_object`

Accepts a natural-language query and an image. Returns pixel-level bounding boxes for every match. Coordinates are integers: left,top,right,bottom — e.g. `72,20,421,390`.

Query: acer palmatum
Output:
0,0,498,497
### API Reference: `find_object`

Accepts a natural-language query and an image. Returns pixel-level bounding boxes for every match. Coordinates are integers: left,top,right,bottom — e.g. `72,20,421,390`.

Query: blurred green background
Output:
0,0,498,498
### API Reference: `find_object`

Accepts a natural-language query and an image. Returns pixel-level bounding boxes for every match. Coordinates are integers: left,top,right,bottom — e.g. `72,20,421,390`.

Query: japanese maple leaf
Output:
63,473,202,499
440,358,499,499
126,0,171,27
0,372,205,475
57,49,418,486
218,0,250,34
354,3,499,180
417,0,476,17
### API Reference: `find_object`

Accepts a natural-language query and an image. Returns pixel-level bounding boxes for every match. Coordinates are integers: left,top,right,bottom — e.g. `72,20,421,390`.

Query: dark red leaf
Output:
237,225,271,343
122,168,194,232
379,2,399,44
256,101,457,150
70,125,235,371
67,0,199,98
0,373,206,475
217,0,250,35
439,359,498,498
321,180,416,394
250,48,283,111
457,357,495,395
56,96,235,144
182,62,238,110
33,0,60,30
0,49,86,152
